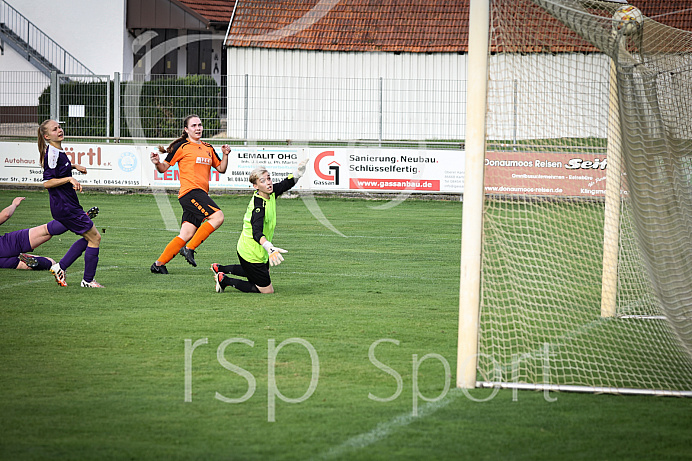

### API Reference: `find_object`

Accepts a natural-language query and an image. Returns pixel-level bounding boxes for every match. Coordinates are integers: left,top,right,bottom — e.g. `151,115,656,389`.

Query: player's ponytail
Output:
37,119,52,167
164,114,199,153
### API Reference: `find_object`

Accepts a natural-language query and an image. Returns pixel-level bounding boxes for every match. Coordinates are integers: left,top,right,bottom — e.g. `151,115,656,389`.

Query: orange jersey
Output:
164,140,221,197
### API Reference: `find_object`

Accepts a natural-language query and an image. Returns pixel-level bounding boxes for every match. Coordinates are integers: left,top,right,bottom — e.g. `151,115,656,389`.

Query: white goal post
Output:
457,0,490,390
457,0,692,396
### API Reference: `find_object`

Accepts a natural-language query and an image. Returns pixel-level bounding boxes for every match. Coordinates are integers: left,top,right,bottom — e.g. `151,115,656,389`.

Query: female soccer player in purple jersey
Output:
38,120,104,288
0,196,62,270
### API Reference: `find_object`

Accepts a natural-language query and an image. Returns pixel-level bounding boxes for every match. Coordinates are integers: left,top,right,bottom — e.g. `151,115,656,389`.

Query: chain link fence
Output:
0,71,467,143
0,71,50,137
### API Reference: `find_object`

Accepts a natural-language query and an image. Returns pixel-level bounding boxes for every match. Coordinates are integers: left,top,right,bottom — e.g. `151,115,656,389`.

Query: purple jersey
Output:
0,228,31,268
43,145,83,219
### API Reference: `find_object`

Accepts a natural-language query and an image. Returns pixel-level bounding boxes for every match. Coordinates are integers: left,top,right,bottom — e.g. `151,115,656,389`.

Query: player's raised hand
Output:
262,241,288,266
294,157,309,179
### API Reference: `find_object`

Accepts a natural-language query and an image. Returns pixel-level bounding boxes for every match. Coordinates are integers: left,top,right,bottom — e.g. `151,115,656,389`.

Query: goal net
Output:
473,0,692,395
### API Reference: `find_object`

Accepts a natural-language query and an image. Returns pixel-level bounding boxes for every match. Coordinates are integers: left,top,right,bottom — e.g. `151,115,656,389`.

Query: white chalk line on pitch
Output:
314,317,609,460
282,270,459,282
313,388,464,460
99,225,459,242
0,265,119,290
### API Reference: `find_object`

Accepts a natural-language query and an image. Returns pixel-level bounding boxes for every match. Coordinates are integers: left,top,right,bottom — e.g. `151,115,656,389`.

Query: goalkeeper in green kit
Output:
211,158,308,293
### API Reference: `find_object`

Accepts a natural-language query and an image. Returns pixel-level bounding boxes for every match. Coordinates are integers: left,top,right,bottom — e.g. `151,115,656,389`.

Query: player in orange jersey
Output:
149,114,230,274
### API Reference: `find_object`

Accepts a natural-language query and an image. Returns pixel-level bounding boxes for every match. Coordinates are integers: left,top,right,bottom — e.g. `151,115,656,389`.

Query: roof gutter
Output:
223,0,240,49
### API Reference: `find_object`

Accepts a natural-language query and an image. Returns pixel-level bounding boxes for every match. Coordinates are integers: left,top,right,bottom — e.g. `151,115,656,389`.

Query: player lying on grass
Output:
211,159,308,294
0,196,98,271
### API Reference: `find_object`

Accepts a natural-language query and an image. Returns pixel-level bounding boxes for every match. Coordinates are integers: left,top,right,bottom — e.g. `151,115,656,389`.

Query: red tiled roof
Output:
178,0,692,53
177,0,235,24
224,0,468,52
490,0,692,53
633,0,692,31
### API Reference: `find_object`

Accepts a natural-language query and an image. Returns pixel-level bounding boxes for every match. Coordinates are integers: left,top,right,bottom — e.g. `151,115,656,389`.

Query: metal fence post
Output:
379,77,383,145
513,79,518,150
106,75,111,140
244,73,249,142
50,71,58,120
114,72,120,140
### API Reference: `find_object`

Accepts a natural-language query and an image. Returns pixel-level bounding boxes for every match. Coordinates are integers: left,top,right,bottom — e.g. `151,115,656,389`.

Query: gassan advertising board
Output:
308,148,464,193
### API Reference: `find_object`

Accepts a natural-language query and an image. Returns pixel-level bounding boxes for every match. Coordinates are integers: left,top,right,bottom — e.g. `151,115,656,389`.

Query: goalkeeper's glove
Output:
293,158,309,180
262,241,288,266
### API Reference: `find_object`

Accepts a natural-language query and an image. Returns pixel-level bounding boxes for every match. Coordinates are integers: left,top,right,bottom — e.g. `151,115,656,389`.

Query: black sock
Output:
223,276,260,293
33,256,53,271
219,264,246,277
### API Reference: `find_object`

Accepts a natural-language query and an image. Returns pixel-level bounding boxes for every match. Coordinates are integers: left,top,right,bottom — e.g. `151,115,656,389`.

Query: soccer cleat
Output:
179,247,197,267
151,263,169,274
86,206,99,219
210,263,221,277
215,272,225,293
81,279,105,288
50,263,67,287
19,253,39,269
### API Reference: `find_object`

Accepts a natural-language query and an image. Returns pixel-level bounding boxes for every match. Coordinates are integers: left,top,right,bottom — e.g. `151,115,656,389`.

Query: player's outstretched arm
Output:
273,158,310,197
0,197,25,225
294,158,309,180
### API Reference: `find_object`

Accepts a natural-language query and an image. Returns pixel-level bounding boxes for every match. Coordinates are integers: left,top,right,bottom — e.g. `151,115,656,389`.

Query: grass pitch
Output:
0,189,691,460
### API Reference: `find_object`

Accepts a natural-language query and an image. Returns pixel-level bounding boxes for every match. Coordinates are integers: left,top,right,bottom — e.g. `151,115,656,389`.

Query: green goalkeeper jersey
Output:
236,175,297,263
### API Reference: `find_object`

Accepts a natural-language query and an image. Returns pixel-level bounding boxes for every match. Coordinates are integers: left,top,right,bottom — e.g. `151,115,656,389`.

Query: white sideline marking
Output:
0,265,119,290
313,389,463,460
282,270,459,282
93,226,459,241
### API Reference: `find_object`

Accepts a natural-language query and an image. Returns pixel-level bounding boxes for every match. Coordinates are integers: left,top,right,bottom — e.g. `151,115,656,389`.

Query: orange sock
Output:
187,221,216,250
157,236,186,264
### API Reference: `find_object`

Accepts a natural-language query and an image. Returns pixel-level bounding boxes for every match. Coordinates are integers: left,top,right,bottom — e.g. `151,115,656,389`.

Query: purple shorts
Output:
0,228,31,269
57,211,94,236
0,256,20,269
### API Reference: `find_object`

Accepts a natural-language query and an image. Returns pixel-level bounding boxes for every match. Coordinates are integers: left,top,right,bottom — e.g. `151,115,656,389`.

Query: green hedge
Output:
39,75,221,139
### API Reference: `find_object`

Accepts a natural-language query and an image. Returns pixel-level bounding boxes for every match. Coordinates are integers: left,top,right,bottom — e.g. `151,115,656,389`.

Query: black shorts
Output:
179,189,221,228
238,251,271,288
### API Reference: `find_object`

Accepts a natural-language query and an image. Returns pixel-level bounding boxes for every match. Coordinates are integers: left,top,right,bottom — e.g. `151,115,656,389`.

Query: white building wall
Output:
4,0,128,75
226,47,468,141
487,53,611,141
227,47,612,142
